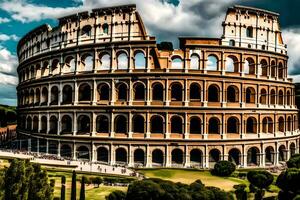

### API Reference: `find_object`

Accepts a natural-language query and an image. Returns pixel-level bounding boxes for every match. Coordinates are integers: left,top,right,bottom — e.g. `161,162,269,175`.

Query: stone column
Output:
128,145,133,167
146,145,151,167
128,112,133,138
165,145,171,167
165,113,170,139
165,79,170,106
184,79,189,106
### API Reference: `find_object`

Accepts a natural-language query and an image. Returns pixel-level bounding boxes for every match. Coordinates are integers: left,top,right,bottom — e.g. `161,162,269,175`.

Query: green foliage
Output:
247,171,274,200
71,171,76,200
276,168,300,200
233,184,247,200
211,161,236,177
60,176,66,200
106,190,126,200
287,154,300,168
91,177,102,187
4,159,53,200
80,176,85,200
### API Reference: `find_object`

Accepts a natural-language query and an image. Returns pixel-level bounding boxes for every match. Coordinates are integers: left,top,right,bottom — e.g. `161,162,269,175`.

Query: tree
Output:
91,177,102,188
71,170,76,200
233,184,247,200
247,171,274,200
61,176,66,200
106,190,126,200
276,168,300,200
126,180,164,200
211,161,236,177
80,176,85,200
286,154,300,168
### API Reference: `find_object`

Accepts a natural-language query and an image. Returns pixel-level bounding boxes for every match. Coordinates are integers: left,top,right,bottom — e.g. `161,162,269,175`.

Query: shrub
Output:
286,154,300,168
247,171,274,200
106,190,126,200
211,161,236,177
276,168,300,200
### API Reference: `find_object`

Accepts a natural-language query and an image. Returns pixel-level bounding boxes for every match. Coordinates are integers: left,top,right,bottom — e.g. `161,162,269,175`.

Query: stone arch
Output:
265,146,275,164
81,53,93,71
206,55,218,71
260,88,267,104
290,143,296,157
117,51,128,69
64,56,75,73
209,149,221,166
152,82,164,101
99,52,111,70
97,147,109,163
116,82,128,101
227,117,239,134
228,148,241,165
134,51,146,69
270,89,276,104
247,147,259,166
50,86,59,105
41,87,48,105
208,117,220,134
115,115,127,133
152,149,164,166
190,83,201,101
246,117,257,133
278,90,284,105
271,60,276,77
278,117,285,132
77,146,90,160
260,59,268,76
133,82,145,101
77,115,90,133
96,115,109,133
190,116,201,134
170,82,183,101
132,114,145,133
49,115,58,134
246,87,255,103
171,148,184,165
78,83,91,101
115,147,127,164
61,144,72,158
225,55,239,72
171,56,183,69
262,117,273,133
61,115,72,134
278,145,287,162
134,148,145,166
244,57,255,74
227,85,239,102
40,116,47,133
208,84,220,102
190,54,200,69
190,149,202,166
171,115,183,134
97,83,110,101
32,116,39,132
62,85,73,104
151,115,164,133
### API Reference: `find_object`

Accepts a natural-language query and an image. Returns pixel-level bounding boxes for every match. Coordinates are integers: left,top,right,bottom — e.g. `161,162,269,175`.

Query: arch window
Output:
190,83,201,101
290,143,296,156
278,117,285,132
61,145,72,158
32,116,38,132
117,83,128,101
228,148,241,165
278,62,284,79
134,83,145,100
190,54,200,69
97,147,109,163
82,54,93,71
77,146,90,160
227,86,238,102
244,58,255,74
100,53,110,70
96,115,109,133
262,117,273,133
190,149,202,166
150,115,164,133
265,146,275,164
134,149,145,165
49,116,58,134
35,88,40,105
171,116,183,134
40,116,47,133
246,117,257,133
246,26,253,38
115,115,127,133
61,115,72,134
77,115,90,133
117,52,128,69
260,89,267,104
270,90,276,104
41,88,48,105
279,90,284,105
229,40,235,46
97,83,110,101
286,91,291,105
246,87,255,103
206,55,218,71
134,52,146,69
260,60,268,76
287,116,292,132
271,61,276,77
102,23,109,34
115,148,127,164
65,56,75,73
208,85,219,102
81,25,92,37
51,59,60,75
190,117,201,134
208,117,220,134
171,83,182,101
171,149,184,165
247,147,259,166
62,85,73,104
50,86,59,105
227,117,239,133
78,84,91,101
171,57,183,69
225,56,238,72
133,115,145,133
152,83,164,101
278,145,286,161
209,149,220,164
152,149,164,166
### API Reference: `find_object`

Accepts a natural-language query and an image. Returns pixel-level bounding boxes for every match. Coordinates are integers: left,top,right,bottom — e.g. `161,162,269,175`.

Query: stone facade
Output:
16,5,300,168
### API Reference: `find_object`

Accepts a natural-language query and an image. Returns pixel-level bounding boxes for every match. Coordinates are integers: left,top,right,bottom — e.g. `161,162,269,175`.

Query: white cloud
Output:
0,17,10,23
0,46,18,79
0,33,19,41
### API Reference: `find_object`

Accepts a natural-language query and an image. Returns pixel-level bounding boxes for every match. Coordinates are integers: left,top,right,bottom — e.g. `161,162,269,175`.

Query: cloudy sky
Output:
0,0,300,105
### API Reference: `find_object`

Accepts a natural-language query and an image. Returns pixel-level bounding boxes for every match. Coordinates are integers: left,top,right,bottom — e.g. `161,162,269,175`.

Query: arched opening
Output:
61,115,72,134
246,26,253,38
208,85,220,102
134,83,145,100
287,116,292,132
278,62,284,79
115,148,127,164
229,40,235,46
134,149,145,166
262,117,273,133
152,83,164,101
208,117,220,134
228,148,240,165
260,60,268,76
244,58,255,74
97,147,109,163
270,90,276,104
115,115,127,133
278,117,285,132
78,84,91,101
151,115,164,133
61,145,72,158
190,117,201,134
32,116,38,132
279,90,284,105
271,61,276,77
190,83,201,101
246,117,257,133
190,54,200,69
209,149,220,166
29,90,34,105
96,115,109,133
227,117,239,133
40,116,47,133
287,91,291,106
51,59,59,75
225,56,239,72
82,54,93,71
102,23,109,34
100,53,110,70
171,116,183,134
171,57,183,69
35,88,40,105
134,52,146,69
278,145,286,162
190,149,202,166
206,55,218,71
260,89,267,104
246,87,255,103
290,143,296,157
171,83,182,101
62,85,73,104
81,25,92,37
117,83,128,101
77,115,90,133
227,85,238,102
247,147,259,166
39,139,47,153
50,86,59,105
64,56,75,73
97,83,110,101
77,146,90,160
133,115,144,133
152,149,164,166
117,52,128,69
265,146,274,165
49,116,58,134
48,141,58,155
171,149,184,165
41,88,48,105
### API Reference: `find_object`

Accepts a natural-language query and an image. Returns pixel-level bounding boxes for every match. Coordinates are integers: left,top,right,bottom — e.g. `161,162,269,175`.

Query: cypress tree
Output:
61,176,66,200
71,170,76,200
79,176,85,200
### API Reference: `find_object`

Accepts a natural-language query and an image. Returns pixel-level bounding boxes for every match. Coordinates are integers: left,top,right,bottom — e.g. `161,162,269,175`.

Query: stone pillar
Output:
91,112,96,136
165,113,170,139
92,80,97,105
128,112,133,138
146,112,151,138
146,79,151,105
165,145,171,167
110,145,115,165
184,79,189,106
110,113,115,137
165,79,170,106
184,112,189,139
73,143,76,160
204,145,209,168
73,112,77,136
128,145,133,167
74,81,78,105
46,139,49,154
110,79,115,105
146,145,151,167
128,80,133,105
184,145,190,167
57,141,61,157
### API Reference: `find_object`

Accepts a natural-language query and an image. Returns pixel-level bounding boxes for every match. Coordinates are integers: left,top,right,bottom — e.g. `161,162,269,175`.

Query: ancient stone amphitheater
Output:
16,4,300,168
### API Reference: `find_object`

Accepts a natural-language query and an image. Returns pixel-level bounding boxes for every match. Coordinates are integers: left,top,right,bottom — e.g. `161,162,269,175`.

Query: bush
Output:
211,161,236,177
91,177,102,187
106,190,126,200
286,154,300,168
276,168,300,200
247,171,274,189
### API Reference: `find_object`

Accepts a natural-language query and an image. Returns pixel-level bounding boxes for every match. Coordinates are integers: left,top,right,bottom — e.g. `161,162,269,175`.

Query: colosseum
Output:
16,4,300,168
